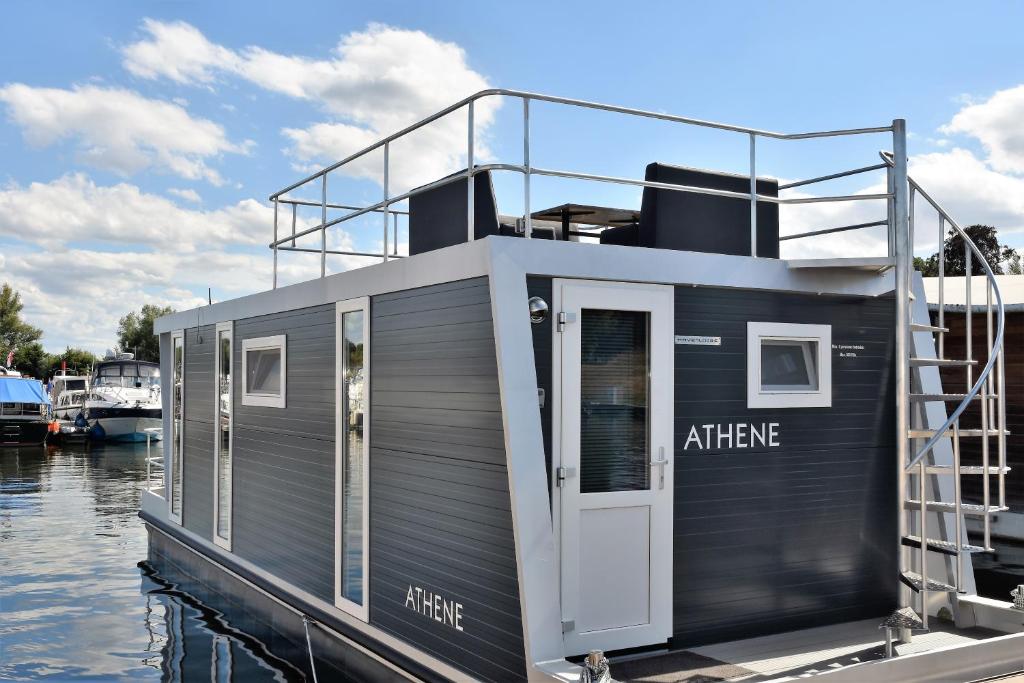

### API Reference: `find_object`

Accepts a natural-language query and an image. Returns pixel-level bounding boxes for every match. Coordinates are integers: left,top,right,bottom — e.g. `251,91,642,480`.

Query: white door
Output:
555,279,674,655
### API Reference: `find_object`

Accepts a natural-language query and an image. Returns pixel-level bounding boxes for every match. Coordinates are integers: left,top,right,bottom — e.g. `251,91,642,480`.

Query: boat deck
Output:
609,618,1003,682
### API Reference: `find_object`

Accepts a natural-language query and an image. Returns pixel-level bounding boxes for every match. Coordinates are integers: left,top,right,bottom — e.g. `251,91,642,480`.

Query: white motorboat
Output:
49,373,90,421
85,353,162,442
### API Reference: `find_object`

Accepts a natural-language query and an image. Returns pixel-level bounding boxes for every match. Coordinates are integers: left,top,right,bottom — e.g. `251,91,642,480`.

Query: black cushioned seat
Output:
409,169,554,255
635,163,780,258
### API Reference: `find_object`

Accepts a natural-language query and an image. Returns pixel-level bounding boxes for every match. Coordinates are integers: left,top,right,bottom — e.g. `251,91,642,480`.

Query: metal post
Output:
938,216,945,359
524,97,532,239
321,174,327,278
987,284,994,430
886,167,895,257
392,211,399,256
273,198,279,289
919,460,928,630
892,119,911,612
909,187,916,253
966,249,972,391
383,142,390,263
998,342,1006,508
749,133,757,257
953,421,963,591
467,101,475,243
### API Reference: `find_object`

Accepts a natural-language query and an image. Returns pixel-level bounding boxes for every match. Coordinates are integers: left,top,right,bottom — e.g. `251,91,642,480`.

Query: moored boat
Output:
0,375,52,446
85,354,162,442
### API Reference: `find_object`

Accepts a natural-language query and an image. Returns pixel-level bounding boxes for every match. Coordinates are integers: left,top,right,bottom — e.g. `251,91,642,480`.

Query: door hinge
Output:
556,311,576,333
556,466,576,487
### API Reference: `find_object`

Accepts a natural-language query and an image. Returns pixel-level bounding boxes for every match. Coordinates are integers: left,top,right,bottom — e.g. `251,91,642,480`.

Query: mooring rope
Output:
301,615,319,683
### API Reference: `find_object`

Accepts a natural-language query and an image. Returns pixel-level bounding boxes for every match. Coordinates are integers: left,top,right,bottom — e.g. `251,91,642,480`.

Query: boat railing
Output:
266,88,903,287
145,427,165,497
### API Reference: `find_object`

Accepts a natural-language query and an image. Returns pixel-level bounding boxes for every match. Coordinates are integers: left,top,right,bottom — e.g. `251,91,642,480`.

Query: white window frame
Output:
334,297,370,621
213,321,234,551
169,330,184,525
747,321,832,409
241,335,287,408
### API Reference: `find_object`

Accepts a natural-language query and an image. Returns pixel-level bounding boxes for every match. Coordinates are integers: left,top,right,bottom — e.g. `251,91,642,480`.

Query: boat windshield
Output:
92,362,161,389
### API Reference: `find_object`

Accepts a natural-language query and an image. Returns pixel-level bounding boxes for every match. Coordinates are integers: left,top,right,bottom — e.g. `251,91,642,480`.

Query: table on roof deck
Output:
529,203,639,240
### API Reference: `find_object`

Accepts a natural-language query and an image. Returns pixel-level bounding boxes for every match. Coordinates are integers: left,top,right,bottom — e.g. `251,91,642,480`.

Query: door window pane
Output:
171,336,183,518
579,309,650,493
341,310,365,605
245,348,281,395
216,331,232,541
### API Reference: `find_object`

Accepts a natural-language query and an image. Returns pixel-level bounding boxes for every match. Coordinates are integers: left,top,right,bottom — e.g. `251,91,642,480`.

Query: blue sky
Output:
2,1,1023,353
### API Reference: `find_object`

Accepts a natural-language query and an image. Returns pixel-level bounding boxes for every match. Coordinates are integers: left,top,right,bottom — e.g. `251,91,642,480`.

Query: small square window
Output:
242,335,287,408
748,322,831,409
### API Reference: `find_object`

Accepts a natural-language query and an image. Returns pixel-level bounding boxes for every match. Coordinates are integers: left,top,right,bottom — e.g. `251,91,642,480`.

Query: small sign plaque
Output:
675,335,721,346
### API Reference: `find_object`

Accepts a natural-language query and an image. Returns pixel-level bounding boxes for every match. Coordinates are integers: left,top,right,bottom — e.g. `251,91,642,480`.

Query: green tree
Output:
117,304,173,362
916,225,1018,276
0,283,43,363
45,347,100,378
12,342,47,379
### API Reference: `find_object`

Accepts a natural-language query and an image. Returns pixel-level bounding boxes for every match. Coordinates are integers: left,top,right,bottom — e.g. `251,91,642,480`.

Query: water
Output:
0,443,307,682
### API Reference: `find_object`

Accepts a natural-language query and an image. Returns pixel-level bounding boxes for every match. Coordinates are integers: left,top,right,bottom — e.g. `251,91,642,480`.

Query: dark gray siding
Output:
231,304,336,602
369,277,527,682
183,324,215,540
672,288,898,646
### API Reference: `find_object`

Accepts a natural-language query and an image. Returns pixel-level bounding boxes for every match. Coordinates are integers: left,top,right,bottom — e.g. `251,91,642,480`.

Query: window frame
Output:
747,321,832,409
169,330,184,525
334,297,370,621
213,321,234,551
241,334,287,408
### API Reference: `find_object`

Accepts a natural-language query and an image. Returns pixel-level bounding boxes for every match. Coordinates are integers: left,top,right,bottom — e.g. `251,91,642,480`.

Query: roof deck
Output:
265,89,905,288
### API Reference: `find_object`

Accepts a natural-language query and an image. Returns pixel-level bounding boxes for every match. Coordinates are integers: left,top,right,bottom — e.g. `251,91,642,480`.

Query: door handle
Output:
650,447,669,490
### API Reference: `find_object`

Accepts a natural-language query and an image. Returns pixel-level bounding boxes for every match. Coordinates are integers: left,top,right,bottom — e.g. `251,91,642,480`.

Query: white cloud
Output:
122,21,496,192
0,174,269,250
168,187,201,203
0,84,250,184
940,84,1024,174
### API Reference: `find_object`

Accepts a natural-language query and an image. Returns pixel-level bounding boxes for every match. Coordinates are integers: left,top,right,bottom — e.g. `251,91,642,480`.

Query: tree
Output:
117,304,173,362
916,225,1018,277
12,342,47,379
0,283,42,363
45,347,100,378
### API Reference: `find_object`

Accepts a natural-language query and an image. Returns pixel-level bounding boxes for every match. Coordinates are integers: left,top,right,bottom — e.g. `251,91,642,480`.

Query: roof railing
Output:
267,88,898,287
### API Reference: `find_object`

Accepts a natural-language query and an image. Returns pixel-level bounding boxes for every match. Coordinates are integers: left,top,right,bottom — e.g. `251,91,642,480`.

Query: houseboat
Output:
0,375,52,446
141,90,1024,682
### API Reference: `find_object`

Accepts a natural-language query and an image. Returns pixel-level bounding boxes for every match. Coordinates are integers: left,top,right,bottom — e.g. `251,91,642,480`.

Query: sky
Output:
2,1,1024,354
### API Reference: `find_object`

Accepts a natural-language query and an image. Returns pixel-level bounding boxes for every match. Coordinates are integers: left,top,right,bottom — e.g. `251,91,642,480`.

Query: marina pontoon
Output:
141,90,1023,682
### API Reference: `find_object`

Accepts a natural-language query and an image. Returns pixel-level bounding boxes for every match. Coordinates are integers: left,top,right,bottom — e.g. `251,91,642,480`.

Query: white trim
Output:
241,335,287,408
747,321,832,409
169,329,184,525
213,321,233,551
335,297,370,622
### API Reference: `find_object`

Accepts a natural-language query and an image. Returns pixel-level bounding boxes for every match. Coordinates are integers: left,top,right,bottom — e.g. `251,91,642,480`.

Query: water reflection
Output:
0,443,306,681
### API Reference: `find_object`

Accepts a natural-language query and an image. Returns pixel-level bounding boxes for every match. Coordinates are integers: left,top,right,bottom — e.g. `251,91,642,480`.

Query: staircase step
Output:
909,393,996,402
909,428,1010,439
910,358,978,367
925,465,1011,475
903,499,1008,515
901,535,987,556
900,571,957,594
787,256,895,271
911,323,949,334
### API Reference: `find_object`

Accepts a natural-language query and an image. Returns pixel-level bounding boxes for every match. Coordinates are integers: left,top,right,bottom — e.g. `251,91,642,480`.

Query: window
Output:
335,298,369,620
214,321,233,550
170,331,184,524
241,335,286,408
747,322,831,409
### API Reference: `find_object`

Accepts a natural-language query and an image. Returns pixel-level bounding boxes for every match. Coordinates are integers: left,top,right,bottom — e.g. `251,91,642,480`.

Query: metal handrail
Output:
266,88,897,287
879,150,1006,470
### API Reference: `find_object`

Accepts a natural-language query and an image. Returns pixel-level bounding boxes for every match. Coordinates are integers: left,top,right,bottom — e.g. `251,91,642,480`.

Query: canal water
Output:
0,442,309,682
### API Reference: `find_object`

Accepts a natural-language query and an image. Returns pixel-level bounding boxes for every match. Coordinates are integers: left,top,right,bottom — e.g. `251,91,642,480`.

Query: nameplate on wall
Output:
675,335,721,346
683,422,781,450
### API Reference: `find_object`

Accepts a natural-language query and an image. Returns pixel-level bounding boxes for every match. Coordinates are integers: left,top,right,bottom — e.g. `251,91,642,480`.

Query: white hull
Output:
89,416,162,442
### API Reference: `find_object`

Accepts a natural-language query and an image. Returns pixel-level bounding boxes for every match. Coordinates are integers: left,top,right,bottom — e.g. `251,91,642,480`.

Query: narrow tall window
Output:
170,331,184,524
214,321,233,550
335,298,369,620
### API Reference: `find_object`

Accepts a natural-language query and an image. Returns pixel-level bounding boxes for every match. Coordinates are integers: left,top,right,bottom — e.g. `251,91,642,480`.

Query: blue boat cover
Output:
0,377,51,405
